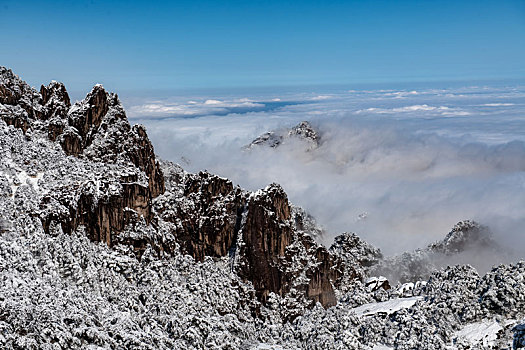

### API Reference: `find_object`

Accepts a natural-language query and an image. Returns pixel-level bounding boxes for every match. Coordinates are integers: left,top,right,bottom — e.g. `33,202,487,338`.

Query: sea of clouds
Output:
123,83,525,259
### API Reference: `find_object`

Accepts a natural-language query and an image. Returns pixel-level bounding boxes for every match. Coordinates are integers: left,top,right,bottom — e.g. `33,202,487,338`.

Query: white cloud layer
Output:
124,84,525,260
127,98,265,118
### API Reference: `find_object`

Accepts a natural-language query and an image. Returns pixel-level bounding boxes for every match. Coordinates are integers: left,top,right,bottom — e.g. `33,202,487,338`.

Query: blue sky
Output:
0,0,524,92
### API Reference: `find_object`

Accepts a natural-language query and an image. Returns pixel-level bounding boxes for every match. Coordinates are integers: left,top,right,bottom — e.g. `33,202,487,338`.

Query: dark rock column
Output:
238,184,293,302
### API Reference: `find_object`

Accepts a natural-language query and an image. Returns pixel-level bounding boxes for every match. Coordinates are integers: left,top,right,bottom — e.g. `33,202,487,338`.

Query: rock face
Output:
288,121,320,146
0,67,43,132
0,67,164,254
156,165,346,310
302,239,342,307
156,169,245,261
238,185,293,302
40,81,71,140
61,84,109,156
40,177,152,248
0,66,364,313
237,184,343,308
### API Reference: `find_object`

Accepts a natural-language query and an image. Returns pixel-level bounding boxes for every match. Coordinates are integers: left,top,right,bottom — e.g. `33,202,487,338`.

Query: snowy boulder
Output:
365,276,390,292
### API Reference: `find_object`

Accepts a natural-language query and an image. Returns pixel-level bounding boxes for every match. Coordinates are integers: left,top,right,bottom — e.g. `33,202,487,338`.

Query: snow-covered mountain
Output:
371,220,504,284
245,121,320,151
1,67,524,349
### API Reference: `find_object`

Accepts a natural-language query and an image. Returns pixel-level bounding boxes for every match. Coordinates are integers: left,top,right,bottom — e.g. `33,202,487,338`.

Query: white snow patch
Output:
256,344,286,349
350,297,422,317
17,170,44,190
372,345,394,350
453,320,503,347
6,169,44,195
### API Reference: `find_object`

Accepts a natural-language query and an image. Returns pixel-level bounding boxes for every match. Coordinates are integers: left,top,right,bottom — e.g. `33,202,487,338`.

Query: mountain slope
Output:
1,67,524,349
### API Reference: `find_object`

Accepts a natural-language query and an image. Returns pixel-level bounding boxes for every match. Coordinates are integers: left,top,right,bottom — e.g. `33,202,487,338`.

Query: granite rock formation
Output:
156,165,347,310
0,67,353,311
0,68,165,256
237,184,344,309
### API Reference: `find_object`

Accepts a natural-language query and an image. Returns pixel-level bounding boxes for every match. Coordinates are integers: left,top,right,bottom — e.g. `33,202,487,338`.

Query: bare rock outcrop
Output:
61,84,109,155
40,175,153,248
237,184,344,309
0,67,43,132
0,68,165,198
156,166,348,309
40,81,71,140
238,184,294,302
155,169,245,261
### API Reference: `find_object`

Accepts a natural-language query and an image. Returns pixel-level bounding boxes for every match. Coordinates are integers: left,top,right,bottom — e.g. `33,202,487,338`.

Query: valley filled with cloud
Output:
124,83,525,264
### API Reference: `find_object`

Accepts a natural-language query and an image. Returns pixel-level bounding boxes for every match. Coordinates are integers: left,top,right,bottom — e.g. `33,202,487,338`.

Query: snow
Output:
350,297,423,317
2,67,525,349
17,170,43,190
4,167,44,196
256,344,286,349
453,320,503,347
371,345,394,350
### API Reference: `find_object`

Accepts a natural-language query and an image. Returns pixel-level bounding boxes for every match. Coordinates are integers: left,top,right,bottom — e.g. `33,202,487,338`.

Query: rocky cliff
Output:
0,67,352,311
155,164,348,312
237,184,344,310
0,68,166,256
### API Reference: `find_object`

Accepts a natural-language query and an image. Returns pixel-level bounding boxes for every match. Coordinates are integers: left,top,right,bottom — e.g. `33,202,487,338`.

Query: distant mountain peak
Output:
428,220,496,255
246,120,320,150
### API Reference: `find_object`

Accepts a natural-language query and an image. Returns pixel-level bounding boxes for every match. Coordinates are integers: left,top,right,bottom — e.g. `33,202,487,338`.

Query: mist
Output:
124,84,525,259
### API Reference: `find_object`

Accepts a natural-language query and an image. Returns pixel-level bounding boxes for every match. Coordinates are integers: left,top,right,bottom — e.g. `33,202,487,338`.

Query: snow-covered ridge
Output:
1,66,524,349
